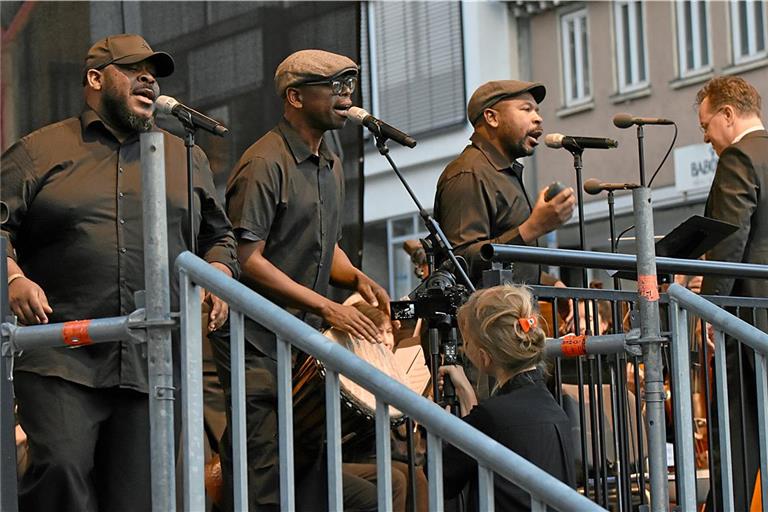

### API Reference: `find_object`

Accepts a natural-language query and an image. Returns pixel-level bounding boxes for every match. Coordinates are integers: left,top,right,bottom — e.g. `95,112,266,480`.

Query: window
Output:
560,8,591,106
362,2,466,136
614,0,649,93
676,0,711,76
387,214,428,300
730,0,767,64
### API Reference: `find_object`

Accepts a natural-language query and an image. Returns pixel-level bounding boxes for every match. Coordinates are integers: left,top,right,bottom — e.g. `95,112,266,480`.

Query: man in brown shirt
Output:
210,49,390,511
1,34,238,511
434,80,576,287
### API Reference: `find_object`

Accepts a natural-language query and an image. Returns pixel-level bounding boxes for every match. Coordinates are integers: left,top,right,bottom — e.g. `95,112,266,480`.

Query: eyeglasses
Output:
699,107,724,134
301,75,357,96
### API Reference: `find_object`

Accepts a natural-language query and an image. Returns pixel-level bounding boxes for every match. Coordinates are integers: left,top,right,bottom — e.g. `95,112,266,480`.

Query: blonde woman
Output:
439,284,575,511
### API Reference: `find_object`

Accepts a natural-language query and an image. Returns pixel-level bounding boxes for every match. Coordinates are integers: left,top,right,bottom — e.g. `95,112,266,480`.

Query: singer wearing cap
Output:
434,80,576,287
696,75,767,512
209,49,391,511
1,34,237,510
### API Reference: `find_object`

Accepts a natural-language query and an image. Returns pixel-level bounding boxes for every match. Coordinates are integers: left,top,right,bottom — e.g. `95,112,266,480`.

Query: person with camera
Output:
437,284,575,511
433,80,575,288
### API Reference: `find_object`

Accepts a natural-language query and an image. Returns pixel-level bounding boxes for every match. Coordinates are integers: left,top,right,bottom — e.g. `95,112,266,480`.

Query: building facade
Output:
359,0,768,295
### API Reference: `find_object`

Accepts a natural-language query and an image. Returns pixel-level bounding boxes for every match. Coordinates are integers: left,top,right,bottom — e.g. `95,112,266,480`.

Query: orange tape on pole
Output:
637,274,660,302
561,334,587,357
62,320,93,346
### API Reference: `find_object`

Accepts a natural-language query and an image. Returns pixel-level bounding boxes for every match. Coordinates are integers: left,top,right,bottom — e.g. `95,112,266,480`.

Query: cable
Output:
615,122,678,248
647,123,678,188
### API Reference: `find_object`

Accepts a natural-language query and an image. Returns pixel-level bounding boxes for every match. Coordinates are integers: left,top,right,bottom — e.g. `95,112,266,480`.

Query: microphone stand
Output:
371,129,474,294
369,128,471,512
177,110,198,254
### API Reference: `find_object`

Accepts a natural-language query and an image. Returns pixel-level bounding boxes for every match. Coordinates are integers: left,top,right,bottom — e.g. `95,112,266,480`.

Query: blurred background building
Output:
359,0,767,297
2,0,767,300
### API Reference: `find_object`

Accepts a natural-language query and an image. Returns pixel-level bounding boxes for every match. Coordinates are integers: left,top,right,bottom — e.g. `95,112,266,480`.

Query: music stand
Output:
612,215,739,281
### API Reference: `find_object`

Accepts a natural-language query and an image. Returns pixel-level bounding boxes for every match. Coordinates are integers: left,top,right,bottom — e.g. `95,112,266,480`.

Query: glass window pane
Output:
756,1,766,52
581,15,590,97
622,4,632,84
740,0,750,56
685,1,694,70
699,0,710,66
636,1,647,82
390,217,413,238
569,20,578,99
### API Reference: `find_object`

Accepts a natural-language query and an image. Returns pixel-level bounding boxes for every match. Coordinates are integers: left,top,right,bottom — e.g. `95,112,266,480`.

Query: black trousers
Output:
14,371,152,512
709,340,760,511
210,331,327,512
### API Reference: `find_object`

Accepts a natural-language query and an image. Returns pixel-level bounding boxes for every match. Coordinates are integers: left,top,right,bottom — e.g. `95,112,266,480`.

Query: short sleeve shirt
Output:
226,118,344,320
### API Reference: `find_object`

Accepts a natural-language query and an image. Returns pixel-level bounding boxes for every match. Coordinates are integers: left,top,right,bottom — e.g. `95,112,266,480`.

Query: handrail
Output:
481,244,768,279
667,284,768,355
175,251,605,511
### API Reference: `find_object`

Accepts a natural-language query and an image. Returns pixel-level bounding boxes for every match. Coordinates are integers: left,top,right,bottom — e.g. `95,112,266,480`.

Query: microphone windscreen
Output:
346,106,369,125
613,113,634,129
154,95,178,115
543,133,564,148
545,181,566,201
583,178,604,195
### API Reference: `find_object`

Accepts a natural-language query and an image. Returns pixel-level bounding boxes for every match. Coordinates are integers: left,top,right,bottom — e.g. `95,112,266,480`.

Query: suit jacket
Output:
701,129,768,311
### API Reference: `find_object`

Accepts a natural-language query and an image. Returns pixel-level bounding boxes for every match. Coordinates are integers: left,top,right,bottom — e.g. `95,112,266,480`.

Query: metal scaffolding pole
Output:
632,186,669,511
141,132,177,512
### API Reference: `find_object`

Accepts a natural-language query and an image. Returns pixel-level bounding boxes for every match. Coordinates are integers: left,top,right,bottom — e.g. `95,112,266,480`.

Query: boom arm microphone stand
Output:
368,125,472,510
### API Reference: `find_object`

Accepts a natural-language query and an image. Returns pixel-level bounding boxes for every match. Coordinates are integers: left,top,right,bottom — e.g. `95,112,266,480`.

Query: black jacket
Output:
442,369,576,512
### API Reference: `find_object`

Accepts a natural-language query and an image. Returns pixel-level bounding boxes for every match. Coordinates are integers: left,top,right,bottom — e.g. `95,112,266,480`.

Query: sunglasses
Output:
301,75,357,96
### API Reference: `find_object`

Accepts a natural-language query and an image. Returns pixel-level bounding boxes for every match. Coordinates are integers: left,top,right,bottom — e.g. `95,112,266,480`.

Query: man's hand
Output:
203,262,232,332
9,276,53,325
519,186,576,243
355,273,391,315
319,300,382,344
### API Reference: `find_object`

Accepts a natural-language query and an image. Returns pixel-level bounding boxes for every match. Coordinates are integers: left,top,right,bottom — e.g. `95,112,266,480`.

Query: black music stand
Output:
612,215,739,281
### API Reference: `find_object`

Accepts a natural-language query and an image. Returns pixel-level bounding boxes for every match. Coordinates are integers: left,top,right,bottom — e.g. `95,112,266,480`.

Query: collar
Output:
80,107,158,143
278,117,334,168
732,124,766,144
470,131,524,179
493,367,543,395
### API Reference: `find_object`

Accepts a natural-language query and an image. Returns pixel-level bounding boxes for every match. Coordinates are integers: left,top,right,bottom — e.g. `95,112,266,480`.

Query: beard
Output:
100,80,153,134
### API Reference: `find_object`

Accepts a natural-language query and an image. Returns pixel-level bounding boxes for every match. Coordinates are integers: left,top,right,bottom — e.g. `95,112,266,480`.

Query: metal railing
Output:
668,283,768,511
484,242,768,512
175,251,605,511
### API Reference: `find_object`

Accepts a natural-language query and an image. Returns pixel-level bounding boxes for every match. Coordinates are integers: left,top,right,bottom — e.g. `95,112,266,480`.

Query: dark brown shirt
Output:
434,132,541,286
1,109,238,392
225,118,344,353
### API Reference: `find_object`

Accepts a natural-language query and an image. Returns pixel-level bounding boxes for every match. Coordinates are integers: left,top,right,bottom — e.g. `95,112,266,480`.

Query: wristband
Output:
7,273,24,286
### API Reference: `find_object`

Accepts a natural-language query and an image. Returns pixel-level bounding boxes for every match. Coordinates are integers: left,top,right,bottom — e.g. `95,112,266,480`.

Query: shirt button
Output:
120,248,127,253
119,192,124,198
119,218,126,224
119,167,124,174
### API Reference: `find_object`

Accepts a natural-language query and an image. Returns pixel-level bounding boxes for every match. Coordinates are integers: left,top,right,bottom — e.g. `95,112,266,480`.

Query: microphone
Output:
613,113,674,129
544,133,618,151
583,178,640,195
544,181,567,201
346,106,417,148
155,95,229,137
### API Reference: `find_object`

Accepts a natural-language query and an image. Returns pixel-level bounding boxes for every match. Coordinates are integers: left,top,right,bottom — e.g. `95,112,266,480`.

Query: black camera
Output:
390,268,470,323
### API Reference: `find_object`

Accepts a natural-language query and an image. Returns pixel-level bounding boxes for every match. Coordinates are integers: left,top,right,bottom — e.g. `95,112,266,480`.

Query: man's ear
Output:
86,69,104,91
285,87,303,109
482,108,499,128
722,104,736,125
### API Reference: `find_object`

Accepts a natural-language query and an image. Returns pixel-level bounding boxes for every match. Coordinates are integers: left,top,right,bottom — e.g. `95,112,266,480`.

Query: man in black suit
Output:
697,75,766,511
